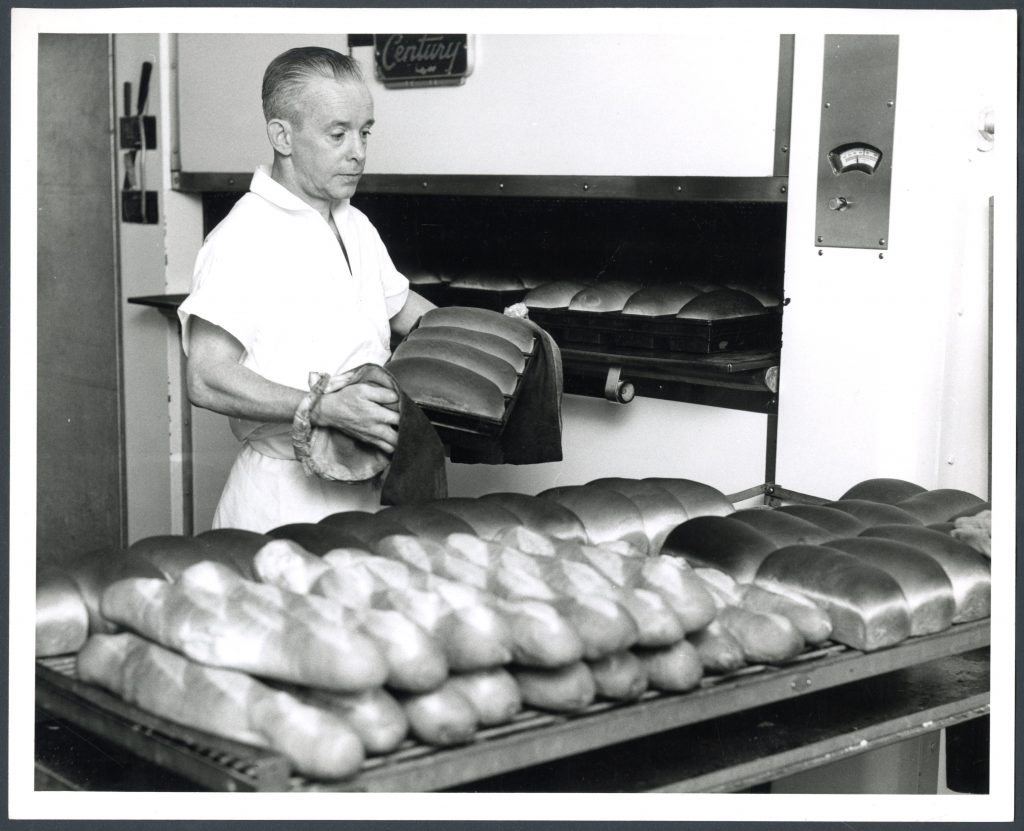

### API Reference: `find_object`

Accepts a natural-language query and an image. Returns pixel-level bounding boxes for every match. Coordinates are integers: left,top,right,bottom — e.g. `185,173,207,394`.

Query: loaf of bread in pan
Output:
774,504,868,538
725,283,783,308
417,306,536,354
477,492,588,542
77,631,366,779
568,281,643,313
642,477,735,518
586,477,690,555
538,484,650,553
857,524,991,622
839,477,927,504
753,544,912,651
727,508,834,547
661,515,778,582
391,339,519,397
826,537,956,636
676,288,765,320
405,325,527,373
524,281,590,309
895,489,990,525
387,356,507,422
825,499,924,527
621,284,704,316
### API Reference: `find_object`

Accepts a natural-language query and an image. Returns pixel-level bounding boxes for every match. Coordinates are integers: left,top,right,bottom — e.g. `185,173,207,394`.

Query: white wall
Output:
774,16,1014,501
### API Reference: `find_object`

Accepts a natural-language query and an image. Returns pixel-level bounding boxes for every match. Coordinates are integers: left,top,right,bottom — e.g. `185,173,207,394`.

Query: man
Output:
178,46,434,532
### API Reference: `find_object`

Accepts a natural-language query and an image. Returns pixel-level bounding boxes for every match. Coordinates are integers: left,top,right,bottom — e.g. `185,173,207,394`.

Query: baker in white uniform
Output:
179,46,435,533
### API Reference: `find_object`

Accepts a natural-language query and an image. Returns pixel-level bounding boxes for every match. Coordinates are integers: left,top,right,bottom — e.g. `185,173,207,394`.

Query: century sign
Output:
373,34,474,88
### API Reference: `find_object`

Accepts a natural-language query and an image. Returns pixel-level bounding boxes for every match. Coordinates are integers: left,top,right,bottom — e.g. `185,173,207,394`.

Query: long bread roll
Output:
687,619,747,673
737,584,833,645
62,549,167,635
825,499,924,527
587,477,690,555
642,477,734,518
714,605,805,663
77,632,366,779
194,529,273,581
895,489,990,525
447,667,523,726
512,661,597,712
524,280,590,310
622,284,704,316
296,686,408,756
387,356,507,422
636,557,717,633
538,485,649,553
727,509,834,548
840,478,927,504
319,510,412,547
36,565,90,656
587,651,649,701
826,538,956,636
126,534,224,581
427,497,523,538
417,306,536,354
635,639,704,692
857,524,991,622
268,523,369,555
375,505,477,542
774,505,867,538
391,339,519,397
568,281,643,313
406,326,527,373
661,516,777,582
753,545,911,651
477,492,588,542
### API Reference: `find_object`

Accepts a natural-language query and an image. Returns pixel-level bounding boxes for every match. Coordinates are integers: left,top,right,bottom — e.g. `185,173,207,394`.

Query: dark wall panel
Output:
37,34,124,566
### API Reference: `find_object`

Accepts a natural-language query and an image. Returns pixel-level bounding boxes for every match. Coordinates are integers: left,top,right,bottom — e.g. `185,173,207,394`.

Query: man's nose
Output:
348,135,367,162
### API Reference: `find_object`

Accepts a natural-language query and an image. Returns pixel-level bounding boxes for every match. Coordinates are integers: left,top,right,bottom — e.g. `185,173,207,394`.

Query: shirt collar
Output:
249,166,351,220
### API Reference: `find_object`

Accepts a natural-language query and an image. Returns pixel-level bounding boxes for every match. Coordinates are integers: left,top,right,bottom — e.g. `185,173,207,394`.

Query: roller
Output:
825,499,924,527
405,325,526,373
642,477,734,518
523,281,590,310
895,489,990,525
753,544,911,652
477,492,588,542
839,478,927,504
727,508,834,547
857,524,991,622
774,504,867,538
621,284,704,316
538,485,649,553
387,356,507,422
826,538,956,636
587,477,690,554
660,515,777,582
417,306,536,355
390,339,519,397
568,281,643,313
427,497,522,538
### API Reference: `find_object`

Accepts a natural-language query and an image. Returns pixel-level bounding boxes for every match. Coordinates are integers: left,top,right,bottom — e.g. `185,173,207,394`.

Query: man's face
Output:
287,76,374,206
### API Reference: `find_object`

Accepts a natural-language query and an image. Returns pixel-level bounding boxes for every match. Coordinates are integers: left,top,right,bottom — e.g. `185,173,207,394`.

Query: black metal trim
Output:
774,34,795,178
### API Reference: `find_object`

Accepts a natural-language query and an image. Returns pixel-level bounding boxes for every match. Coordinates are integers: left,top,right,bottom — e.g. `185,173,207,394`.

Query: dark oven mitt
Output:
292,363,447,505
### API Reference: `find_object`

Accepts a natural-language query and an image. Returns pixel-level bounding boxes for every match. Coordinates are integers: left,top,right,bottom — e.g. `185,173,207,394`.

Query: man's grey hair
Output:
262,46,364,124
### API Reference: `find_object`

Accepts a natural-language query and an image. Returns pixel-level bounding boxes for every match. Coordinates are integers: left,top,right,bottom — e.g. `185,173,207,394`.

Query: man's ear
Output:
267,119,292,156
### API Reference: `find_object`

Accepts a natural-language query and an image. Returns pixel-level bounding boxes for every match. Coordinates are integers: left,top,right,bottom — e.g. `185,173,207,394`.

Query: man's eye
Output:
331,132,346,141
361,130,372,139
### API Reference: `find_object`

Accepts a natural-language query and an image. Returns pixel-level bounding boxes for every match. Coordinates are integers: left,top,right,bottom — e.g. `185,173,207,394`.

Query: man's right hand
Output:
314,381,401,454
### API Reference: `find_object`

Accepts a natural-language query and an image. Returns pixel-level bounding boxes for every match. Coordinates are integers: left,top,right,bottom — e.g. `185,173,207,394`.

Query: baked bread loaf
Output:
661,515,777,582
512,661,597,712
895,489,990,525
839,477,927,504
826,537,955,636
538,485,650,553
622,284,704,316
297,686,408,756
375,505,477,542
753,544,912,651
77,632,366,779
635,639,704,692
714,605,806,663
447,667,523,725
825,499,924,526
405,325,527,373
642,477,735,518
774,504,867,537
725,283,783,308
427,497,522,538
62,548,167,635
391,339,519,397
194,529,274,581
404,268,444,286
448,272,525,292
268,523,368,556
587,477,690,555
387,356,507,422
417,306,536,354
319,510,412,547
568,281,643,313
688,619,747,673
727,508,834,547
588,650,649,701
126,534,222,581
676,289,765,320
857,524,991,622
524,281,590,309
36,565,90,656
737,584,834,645
477,492,588,542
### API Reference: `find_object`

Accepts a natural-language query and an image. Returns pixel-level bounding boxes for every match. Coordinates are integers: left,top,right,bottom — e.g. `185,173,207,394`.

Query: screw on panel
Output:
824,102,831,108
887,100,895,107
879,239,886,246
498,182,505,190
582,183,590,191
421,181,429,188
781,145,789,153
817,236,824,243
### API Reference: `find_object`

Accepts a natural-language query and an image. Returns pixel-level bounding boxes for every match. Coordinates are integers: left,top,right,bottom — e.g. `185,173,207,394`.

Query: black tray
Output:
528,307,781,355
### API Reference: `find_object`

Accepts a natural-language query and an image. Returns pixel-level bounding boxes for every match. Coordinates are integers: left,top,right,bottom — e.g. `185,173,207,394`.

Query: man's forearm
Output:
187,358,306,424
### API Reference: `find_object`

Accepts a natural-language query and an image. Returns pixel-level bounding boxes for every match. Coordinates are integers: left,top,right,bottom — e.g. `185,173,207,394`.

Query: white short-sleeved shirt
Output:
178,167,410,532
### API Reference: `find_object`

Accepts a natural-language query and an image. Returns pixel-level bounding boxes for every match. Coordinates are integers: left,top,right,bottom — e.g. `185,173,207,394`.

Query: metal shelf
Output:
35,620,989,793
